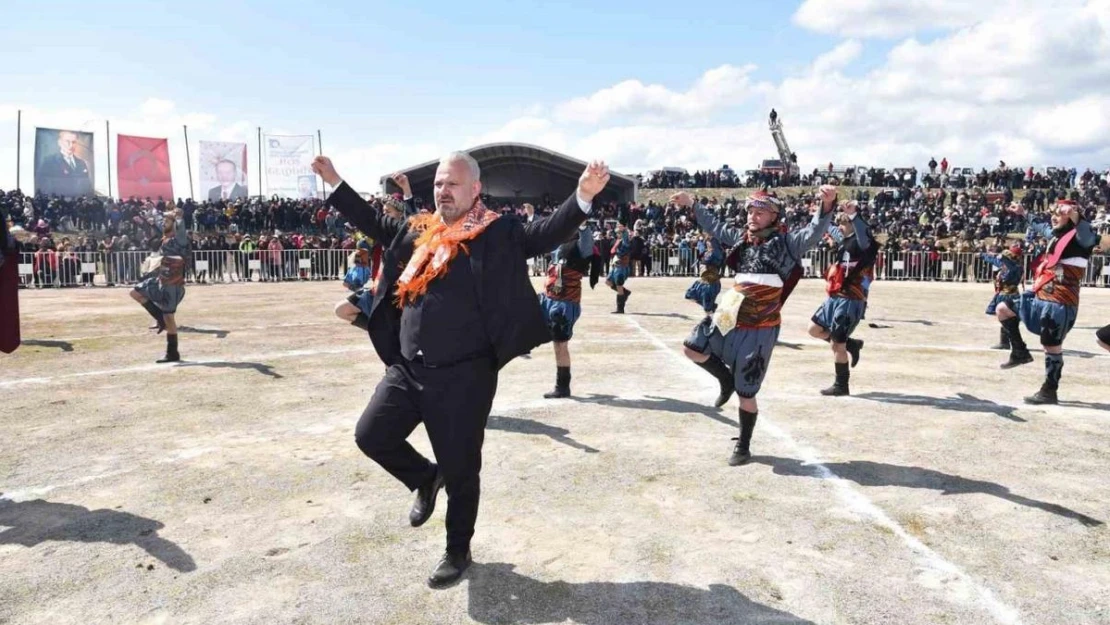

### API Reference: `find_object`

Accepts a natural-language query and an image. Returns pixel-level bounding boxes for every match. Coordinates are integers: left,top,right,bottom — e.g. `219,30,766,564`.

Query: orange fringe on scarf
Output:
394,201,499,307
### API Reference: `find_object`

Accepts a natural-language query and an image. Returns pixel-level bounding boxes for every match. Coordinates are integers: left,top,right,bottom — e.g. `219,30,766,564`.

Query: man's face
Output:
57,133,77,157
433,159,479,223
1050,205,1071,229
216,162,236,185
746,205,777,231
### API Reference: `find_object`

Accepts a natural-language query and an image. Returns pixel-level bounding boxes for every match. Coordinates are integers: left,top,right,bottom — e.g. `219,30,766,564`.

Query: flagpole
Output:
106,120,112,198
317,129,324,197
257,127,263,197
15,110,21,192
183,125,195,201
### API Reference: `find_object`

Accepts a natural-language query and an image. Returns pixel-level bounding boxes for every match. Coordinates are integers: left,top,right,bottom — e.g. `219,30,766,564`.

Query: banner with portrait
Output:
34,127,95,197
263,134,318,199
198,141,249,202
117,134,173,200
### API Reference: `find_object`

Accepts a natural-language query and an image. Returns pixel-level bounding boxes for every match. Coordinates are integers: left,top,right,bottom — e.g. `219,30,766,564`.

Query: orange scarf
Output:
394,201,499,307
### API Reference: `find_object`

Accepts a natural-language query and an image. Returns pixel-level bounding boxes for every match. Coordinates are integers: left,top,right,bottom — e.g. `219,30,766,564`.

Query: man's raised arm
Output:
786,185,839,259
314,156,403,243
668,192,741,247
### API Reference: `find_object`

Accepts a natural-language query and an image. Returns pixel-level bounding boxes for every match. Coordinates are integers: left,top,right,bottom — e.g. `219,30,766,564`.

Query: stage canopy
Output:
380,142,637,205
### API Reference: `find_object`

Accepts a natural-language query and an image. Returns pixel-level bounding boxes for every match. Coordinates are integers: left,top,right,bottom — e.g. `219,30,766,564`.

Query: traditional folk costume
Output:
811,213,875,396
0,218,22,354
134,214,189,362
684,192,833,465
538,225,602,398
981,245,1023,350
1006,203,1097,404
346,196,411,333
606,228,632,313
684,238,725,314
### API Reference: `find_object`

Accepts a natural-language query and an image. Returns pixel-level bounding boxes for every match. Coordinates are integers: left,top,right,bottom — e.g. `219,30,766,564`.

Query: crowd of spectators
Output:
3,156,1108,289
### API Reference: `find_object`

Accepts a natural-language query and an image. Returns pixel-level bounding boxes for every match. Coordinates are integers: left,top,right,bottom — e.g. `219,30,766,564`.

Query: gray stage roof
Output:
379,142,637,205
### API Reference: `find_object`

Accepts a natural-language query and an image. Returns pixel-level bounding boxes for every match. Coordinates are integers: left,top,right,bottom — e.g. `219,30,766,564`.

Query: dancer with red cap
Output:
669,186,838,466
999,200,1098,404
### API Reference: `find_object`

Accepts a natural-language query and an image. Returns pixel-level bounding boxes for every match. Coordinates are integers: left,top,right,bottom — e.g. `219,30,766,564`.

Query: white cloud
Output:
811,39,863,73
792,0,1018,38
553,64,759,125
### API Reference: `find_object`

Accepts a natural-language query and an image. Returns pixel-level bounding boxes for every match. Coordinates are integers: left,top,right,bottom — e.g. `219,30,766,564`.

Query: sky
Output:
1,0,1108,197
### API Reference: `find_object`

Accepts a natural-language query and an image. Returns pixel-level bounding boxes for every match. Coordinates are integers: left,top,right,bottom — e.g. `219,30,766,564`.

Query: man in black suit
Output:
37,131,93,197
207,160,248,201
313,151,609,588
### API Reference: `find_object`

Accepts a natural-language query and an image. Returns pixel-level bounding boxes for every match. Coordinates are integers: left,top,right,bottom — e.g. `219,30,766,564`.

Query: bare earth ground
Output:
1,278,1108,625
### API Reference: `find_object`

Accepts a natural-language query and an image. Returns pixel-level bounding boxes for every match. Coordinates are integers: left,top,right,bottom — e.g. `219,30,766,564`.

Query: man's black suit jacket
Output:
208,184,248,202
327,182,588,370
37,154,93,197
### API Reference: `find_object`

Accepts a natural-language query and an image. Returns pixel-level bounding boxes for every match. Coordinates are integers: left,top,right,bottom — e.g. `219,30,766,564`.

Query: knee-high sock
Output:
165,333,179,355
351,312,369,331
1002,317,1027,351
738,409,758,451
556,366,570,389
697,353,732,383
1044,353,1063,391
141,301,165,325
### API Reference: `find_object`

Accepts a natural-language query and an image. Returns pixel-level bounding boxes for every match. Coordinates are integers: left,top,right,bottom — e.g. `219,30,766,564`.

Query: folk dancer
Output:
982,243,1025,351
998,200,1097,404
335,185,414,331
606,224,633,313
313,152,609,587
684,234,725,315
671,186,838,465
538,224,602,398
0,217,29,354
130,205,188,363
807,201,874,396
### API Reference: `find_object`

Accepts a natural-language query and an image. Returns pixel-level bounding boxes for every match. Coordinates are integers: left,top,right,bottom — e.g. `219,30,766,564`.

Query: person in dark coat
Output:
312,151,610,588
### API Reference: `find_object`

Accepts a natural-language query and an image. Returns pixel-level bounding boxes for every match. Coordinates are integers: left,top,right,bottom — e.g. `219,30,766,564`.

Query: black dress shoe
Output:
409,467,445,528
427,550,472,589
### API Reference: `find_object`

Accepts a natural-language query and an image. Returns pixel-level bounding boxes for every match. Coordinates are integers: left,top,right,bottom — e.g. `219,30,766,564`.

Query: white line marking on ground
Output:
0,338,666,387
622,315,1023,625
0,345,374,388
0,470,132,502
31,321,337,343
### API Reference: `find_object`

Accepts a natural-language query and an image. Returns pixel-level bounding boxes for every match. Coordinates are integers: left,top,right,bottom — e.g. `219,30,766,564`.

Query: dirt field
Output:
1,278,1108,625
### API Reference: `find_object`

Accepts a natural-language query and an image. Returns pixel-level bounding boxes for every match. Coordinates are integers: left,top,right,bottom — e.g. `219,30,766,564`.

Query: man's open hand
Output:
577,160,610,201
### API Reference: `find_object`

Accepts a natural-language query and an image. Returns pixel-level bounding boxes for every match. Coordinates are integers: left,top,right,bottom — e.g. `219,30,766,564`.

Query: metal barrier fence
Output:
16,249,1110,288
15,249,355,288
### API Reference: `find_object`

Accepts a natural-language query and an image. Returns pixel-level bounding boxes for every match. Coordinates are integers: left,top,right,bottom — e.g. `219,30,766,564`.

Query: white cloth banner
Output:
264,134,318,199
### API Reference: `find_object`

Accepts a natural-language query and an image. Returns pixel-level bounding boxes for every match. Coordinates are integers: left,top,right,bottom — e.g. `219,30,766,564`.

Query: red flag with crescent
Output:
117,135,173,200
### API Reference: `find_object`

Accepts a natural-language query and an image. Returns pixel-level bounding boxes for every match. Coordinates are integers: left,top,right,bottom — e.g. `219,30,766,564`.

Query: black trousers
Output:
355,355,498,555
